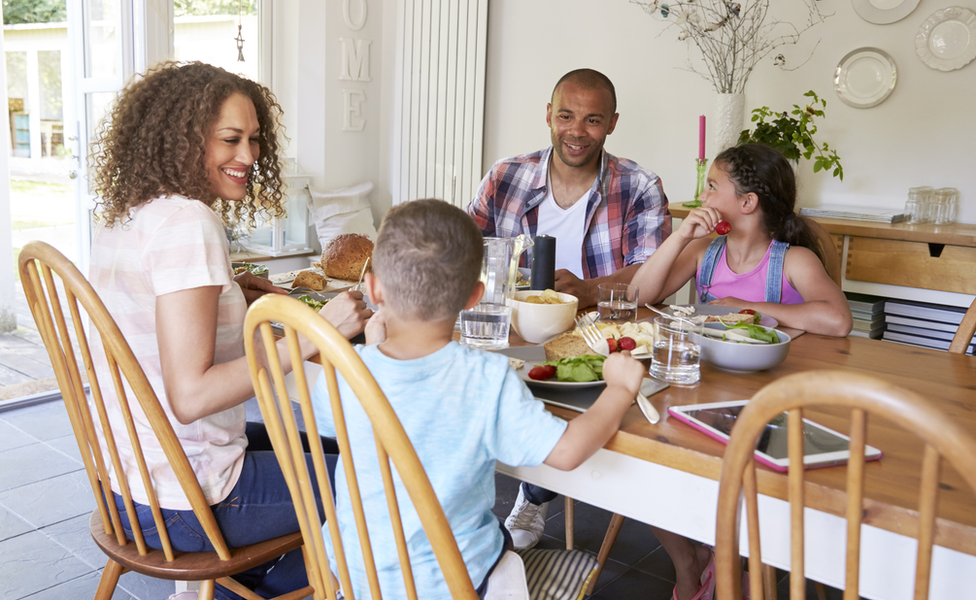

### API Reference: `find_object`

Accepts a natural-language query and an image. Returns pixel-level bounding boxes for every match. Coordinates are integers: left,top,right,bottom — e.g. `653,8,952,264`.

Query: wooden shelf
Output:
667,203,976,249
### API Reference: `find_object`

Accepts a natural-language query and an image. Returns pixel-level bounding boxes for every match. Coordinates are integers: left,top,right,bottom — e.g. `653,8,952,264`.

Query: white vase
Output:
715,93,745,154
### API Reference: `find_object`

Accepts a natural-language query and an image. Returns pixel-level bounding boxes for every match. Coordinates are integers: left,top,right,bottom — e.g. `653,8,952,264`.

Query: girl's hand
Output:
707,296,750,310
320,290,373,339
234,271,287,305
677,207,724,241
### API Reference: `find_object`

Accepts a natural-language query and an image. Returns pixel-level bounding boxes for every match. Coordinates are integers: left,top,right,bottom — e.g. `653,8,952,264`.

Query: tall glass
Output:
649,317,701,384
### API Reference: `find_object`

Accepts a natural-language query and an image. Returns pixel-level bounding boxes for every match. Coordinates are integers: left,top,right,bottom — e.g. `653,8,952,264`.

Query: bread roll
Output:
293,270,327,291
320,234,373,281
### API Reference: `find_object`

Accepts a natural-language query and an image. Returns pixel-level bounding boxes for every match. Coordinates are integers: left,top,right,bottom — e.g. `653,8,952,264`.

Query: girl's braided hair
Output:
714,143,825,265
89,61,286,227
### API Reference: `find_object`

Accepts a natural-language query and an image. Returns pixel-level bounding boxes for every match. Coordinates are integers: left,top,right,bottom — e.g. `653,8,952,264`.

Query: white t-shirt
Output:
535,170,590,279
89,195,248,509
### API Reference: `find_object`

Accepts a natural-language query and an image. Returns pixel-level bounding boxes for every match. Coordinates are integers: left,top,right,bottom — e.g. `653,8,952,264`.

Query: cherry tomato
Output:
739,309,756,315
606,338,619,353
715,221,732,235
528,365,557,380
618,336,637,351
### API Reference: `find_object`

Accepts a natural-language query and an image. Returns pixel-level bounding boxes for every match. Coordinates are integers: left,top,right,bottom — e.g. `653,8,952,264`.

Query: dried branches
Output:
632,0,829,93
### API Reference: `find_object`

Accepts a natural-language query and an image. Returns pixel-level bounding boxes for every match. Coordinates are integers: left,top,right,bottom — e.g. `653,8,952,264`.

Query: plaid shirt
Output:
467,147,671,278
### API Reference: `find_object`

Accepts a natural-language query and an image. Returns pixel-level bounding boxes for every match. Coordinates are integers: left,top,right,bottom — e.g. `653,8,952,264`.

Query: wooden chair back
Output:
714,370,976,600
802,216,843,287
18,241,305,600
948,296,976,354
243,293,479,600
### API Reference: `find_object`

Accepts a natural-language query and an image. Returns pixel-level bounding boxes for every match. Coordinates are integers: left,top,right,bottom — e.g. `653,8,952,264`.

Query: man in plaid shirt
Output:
467,68,671,308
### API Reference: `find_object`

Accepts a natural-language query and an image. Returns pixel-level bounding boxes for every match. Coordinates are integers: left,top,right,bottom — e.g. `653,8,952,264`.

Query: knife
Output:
636,380,661,424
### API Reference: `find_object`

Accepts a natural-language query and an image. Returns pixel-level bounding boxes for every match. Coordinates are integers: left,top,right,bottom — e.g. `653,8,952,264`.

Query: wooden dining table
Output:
492,306,976,600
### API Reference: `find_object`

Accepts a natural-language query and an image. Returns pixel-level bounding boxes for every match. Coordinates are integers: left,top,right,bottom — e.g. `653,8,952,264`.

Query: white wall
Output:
481,0,976,223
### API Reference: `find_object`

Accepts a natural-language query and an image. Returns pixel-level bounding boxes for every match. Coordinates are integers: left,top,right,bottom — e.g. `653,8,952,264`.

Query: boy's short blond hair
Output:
372,199,483,322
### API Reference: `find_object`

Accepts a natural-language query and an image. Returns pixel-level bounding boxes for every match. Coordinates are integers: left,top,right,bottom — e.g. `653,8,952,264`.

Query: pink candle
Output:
698,115,706,161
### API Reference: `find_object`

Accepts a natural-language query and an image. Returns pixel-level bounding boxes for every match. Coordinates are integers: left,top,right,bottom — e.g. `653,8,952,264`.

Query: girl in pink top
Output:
630,144,852,600
88,61,372,600
633,143,852,337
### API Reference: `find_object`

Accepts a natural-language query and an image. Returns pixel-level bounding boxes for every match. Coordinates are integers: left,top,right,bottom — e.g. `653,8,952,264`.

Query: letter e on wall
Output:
343,89,367,131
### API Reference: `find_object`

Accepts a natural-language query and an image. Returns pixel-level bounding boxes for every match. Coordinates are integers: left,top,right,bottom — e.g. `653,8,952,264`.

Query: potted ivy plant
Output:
737,90,844,181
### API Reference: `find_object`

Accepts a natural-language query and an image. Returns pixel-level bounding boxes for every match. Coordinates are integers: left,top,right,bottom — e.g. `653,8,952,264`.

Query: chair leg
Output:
564,496,574,549
815,581,828,600
95,559,123,600
761,564,778,600
198,579,216,600
585,513,625,596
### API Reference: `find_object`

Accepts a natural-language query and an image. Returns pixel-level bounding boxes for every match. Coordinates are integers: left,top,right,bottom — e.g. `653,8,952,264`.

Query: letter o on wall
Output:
343,0,368,31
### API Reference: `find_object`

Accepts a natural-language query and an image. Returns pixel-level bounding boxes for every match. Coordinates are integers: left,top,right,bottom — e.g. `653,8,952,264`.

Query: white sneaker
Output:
167,593,199,600
504,486,548,550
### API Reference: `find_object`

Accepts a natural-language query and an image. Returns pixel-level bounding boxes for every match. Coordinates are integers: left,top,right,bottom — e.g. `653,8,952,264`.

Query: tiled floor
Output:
1,395,839,600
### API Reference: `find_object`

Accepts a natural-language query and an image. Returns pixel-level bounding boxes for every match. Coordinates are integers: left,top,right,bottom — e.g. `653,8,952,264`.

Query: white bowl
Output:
509,290,579,344
691,325,791,373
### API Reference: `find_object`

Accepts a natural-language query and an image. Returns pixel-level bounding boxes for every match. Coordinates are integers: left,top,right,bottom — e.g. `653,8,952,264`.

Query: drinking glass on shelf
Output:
597,283,639,323
933,188,958,225
906,186,933,224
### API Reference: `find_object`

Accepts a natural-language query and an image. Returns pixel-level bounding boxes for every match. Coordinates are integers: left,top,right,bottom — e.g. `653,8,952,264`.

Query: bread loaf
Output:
320,234,373,281
543,331,598,361
292,270,327,291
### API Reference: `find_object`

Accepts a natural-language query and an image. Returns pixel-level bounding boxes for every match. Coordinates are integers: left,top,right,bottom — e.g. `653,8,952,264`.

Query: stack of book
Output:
846,293,887,339
799,206,909,223
882,299,975,355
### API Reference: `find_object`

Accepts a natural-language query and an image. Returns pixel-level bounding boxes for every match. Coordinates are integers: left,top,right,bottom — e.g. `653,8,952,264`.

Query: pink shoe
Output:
671,550,715,600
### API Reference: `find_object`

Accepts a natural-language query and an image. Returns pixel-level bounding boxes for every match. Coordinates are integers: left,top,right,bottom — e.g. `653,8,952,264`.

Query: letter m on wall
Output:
340,38,371,81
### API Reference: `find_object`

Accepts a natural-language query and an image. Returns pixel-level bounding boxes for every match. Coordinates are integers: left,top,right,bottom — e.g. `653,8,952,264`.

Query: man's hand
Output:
234,271,287,305
320,290,373,339
554,269,597,308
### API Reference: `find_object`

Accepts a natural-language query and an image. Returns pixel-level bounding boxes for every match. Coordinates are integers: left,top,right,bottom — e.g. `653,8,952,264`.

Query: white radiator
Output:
393,0,488,208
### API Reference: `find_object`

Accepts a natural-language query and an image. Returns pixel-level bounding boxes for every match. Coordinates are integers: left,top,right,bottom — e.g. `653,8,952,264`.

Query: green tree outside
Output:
2,0,66,25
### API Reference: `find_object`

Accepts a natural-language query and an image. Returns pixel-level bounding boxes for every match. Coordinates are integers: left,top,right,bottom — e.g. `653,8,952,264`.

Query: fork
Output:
576,316,660,424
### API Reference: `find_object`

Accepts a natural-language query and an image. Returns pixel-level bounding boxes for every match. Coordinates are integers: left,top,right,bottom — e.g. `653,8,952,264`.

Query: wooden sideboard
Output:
667,203,976,303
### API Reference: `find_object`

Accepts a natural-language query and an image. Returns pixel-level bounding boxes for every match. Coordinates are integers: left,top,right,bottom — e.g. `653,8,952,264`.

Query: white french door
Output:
66,0,170,271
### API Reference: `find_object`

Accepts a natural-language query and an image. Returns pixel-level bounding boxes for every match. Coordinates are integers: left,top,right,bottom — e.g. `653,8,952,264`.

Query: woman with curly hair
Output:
88,61,372,600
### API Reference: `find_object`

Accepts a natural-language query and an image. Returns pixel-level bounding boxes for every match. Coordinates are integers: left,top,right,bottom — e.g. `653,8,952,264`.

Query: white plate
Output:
852,0,921,24
499,346,606,389
916,7,976,72
665,304,779,328
834,47,897,109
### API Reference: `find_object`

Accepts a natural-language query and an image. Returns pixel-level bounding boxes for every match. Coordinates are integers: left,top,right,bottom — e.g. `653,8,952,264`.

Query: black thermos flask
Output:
530,235,556,291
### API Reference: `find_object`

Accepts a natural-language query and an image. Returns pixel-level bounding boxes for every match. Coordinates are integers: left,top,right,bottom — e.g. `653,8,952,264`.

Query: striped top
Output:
89,195,247,510
467,146,671,278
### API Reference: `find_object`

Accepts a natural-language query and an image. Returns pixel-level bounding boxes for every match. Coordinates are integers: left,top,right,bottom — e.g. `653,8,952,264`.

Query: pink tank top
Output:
706,241,804,305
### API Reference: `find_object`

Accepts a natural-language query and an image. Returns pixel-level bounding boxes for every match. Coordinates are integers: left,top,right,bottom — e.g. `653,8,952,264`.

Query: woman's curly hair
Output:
89,61,286,227
714,143,826,265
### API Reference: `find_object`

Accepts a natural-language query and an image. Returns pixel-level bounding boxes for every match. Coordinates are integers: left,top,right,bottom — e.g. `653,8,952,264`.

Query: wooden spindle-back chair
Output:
243,293,481,600
18,241,308,600
714,370,976,600
948,296,976,354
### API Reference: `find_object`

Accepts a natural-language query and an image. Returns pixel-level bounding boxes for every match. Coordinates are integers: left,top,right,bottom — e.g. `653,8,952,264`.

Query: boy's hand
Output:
320,290,373,339
601,352,645,400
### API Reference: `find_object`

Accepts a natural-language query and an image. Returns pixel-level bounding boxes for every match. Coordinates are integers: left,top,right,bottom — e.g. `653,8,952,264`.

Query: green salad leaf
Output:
297,295,327,311
723,322,778,344
541,355,606,382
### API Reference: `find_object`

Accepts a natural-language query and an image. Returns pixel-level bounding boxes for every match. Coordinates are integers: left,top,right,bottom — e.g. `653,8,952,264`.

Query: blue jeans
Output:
521,482,558,505
113,422,338,600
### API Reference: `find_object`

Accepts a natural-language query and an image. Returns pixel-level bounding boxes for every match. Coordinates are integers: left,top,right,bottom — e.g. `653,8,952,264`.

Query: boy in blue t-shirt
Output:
311,199,644,599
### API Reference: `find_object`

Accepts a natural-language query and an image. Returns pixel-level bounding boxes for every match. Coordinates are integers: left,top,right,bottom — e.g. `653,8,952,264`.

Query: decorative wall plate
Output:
834,47,897,108
916,7,976,72
852,0,921,24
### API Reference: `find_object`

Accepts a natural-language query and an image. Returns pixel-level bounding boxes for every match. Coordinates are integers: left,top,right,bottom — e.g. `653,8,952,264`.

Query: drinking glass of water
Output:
649,317,701,384
459,303,512,350
597,283,639,324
